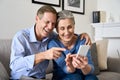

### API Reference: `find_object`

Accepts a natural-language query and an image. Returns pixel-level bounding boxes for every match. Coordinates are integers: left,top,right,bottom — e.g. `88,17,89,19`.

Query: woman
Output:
48,10,98,80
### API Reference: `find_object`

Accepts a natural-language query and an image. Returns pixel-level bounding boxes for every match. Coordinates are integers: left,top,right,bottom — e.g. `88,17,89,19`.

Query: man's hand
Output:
80,33,92,46
44,47,66,60
34,47,65,65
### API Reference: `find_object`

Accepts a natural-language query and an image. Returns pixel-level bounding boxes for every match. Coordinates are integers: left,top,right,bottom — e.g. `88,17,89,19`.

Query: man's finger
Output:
85,41,92,46
80,35,84,40
53,47,66,51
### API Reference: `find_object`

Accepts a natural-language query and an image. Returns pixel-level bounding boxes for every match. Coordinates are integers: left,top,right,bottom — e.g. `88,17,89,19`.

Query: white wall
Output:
97,0,120,22
0,0,36,39
74,0,97,40
0,0,97,39
0,0,119,40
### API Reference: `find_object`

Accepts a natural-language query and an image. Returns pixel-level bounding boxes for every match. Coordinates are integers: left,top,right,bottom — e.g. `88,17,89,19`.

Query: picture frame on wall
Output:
62,0,85,14
32,0,61,7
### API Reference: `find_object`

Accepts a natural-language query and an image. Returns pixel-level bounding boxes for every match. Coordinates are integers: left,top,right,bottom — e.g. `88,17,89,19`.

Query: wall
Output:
95,0,120,57
0,0,120,40
0,0,97,40
97,0,120,22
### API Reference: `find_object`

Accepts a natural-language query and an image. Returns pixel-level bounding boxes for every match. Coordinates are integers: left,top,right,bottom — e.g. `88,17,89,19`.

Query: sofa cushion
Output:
0,61,9,80
91,43,100,75
0,39,11,76
107,57,120,73
96,39,108,70
97,71,120,80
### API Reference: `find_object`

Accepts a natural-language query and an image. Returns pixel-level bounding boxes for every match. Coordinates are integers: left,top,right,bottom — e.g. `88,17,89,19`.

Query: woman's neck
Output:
59,35,77,50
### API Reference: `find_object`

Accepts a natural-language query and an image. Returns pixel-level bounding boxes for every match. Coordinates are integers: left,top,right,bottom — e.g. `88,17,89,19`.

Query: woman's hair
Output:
37,5,57,19
56,10,75,27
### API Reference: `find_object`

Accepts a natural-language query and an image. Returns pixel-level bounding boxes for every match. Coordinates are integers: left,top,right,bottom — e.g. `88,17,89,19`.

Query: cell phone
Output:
76,45,90,58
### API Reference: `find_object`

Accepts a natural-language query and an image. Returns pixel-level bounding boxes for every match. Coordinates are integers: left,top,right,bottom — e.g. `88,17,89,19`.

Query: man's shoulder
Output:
15,29,29,38
12,27,31,42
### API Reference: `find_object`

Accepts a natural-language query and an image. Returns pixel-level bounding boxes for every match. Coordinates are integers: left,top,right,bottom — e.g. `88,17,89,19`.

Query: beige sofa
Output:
0,39,120,80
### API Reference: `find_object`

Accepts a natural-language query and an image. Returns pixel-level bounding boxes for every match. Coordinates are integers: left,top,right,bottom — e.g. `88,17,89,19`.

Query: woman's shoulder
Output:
48,36,61,48
76,34,86,45
48,35,59,45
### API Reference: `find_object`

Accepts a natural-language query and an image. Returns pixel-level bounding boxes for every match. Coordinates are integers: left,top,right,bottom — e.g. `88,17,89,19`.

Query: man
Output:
10,5,91,79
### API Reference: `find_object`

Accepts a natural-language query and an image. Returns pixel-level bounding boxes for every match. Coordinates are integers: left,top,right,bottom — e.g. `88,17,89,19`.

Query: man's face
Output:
57,18,75,42
35,12,57,39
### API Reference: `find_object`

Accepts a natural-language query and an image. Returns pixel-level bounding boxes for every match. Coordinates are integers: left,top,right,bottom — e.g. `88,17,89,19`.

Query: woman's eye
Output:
60,27,64,30
68,25,73,29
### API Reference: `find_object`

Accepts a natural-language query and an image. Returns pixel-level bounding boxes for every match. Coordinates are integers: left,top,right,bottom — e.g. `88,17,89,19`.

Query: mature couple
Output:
10,5,98,80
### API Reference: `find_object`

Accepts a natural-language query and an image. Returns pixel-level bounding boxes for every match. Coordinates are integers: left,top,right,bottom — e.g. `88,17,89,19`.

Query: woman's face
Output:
57,18,75,42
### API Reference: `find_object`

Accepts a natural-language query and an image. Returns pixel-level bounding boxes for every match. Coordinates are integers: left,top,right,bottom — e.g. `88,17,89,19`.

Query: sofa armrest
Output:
107,57,120,73
0,61,9,79
46,60,53,80
46,60,53,74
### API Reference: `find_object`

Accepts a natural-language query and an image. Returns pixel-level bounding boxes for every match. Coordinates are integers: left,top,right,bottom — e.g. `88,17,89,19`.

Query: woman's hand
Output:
72,55,88,69
72,55,92,74
65,53,75,73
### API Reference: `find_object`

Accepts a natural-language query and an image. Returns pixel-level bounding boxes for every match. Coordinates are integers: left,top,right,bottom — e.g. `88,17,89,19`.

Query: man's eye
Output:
52,23,55,27
45,21,49,24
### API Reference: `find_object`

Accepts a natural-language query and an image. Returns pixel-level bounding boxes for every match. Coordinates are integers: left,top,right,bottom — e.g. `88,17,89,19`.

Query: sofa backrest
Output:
0,39,54,76
0,39,12,76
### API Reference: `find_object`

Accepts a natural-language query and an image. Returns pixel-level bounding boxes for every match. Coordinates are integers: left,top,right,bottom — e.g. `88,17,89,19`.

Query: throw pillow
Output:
96,39,108,70
91,43,100,75
0,61,9,80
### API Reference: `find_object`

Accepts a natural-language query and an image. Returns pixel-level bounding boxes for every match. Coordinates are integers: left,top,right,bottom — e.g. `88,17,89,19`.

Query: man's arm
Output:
10,37,35,72
80,33,92,46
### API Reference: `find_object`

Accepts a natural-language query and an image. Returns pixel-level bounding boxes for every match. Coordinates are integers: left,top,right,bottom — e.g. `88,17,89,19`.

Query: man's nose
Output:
48,23,54,30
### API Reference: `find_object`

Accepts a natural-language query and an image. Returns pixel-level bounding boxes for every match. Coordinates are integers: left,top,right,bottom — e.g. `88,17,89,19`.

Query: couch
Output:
0,39,120,80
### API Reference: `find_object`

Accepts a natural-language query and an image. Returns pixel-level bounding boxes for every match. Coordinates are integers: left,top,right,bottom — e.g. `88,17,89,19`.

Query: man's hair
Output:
37,5,57,19
56,10,75,27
